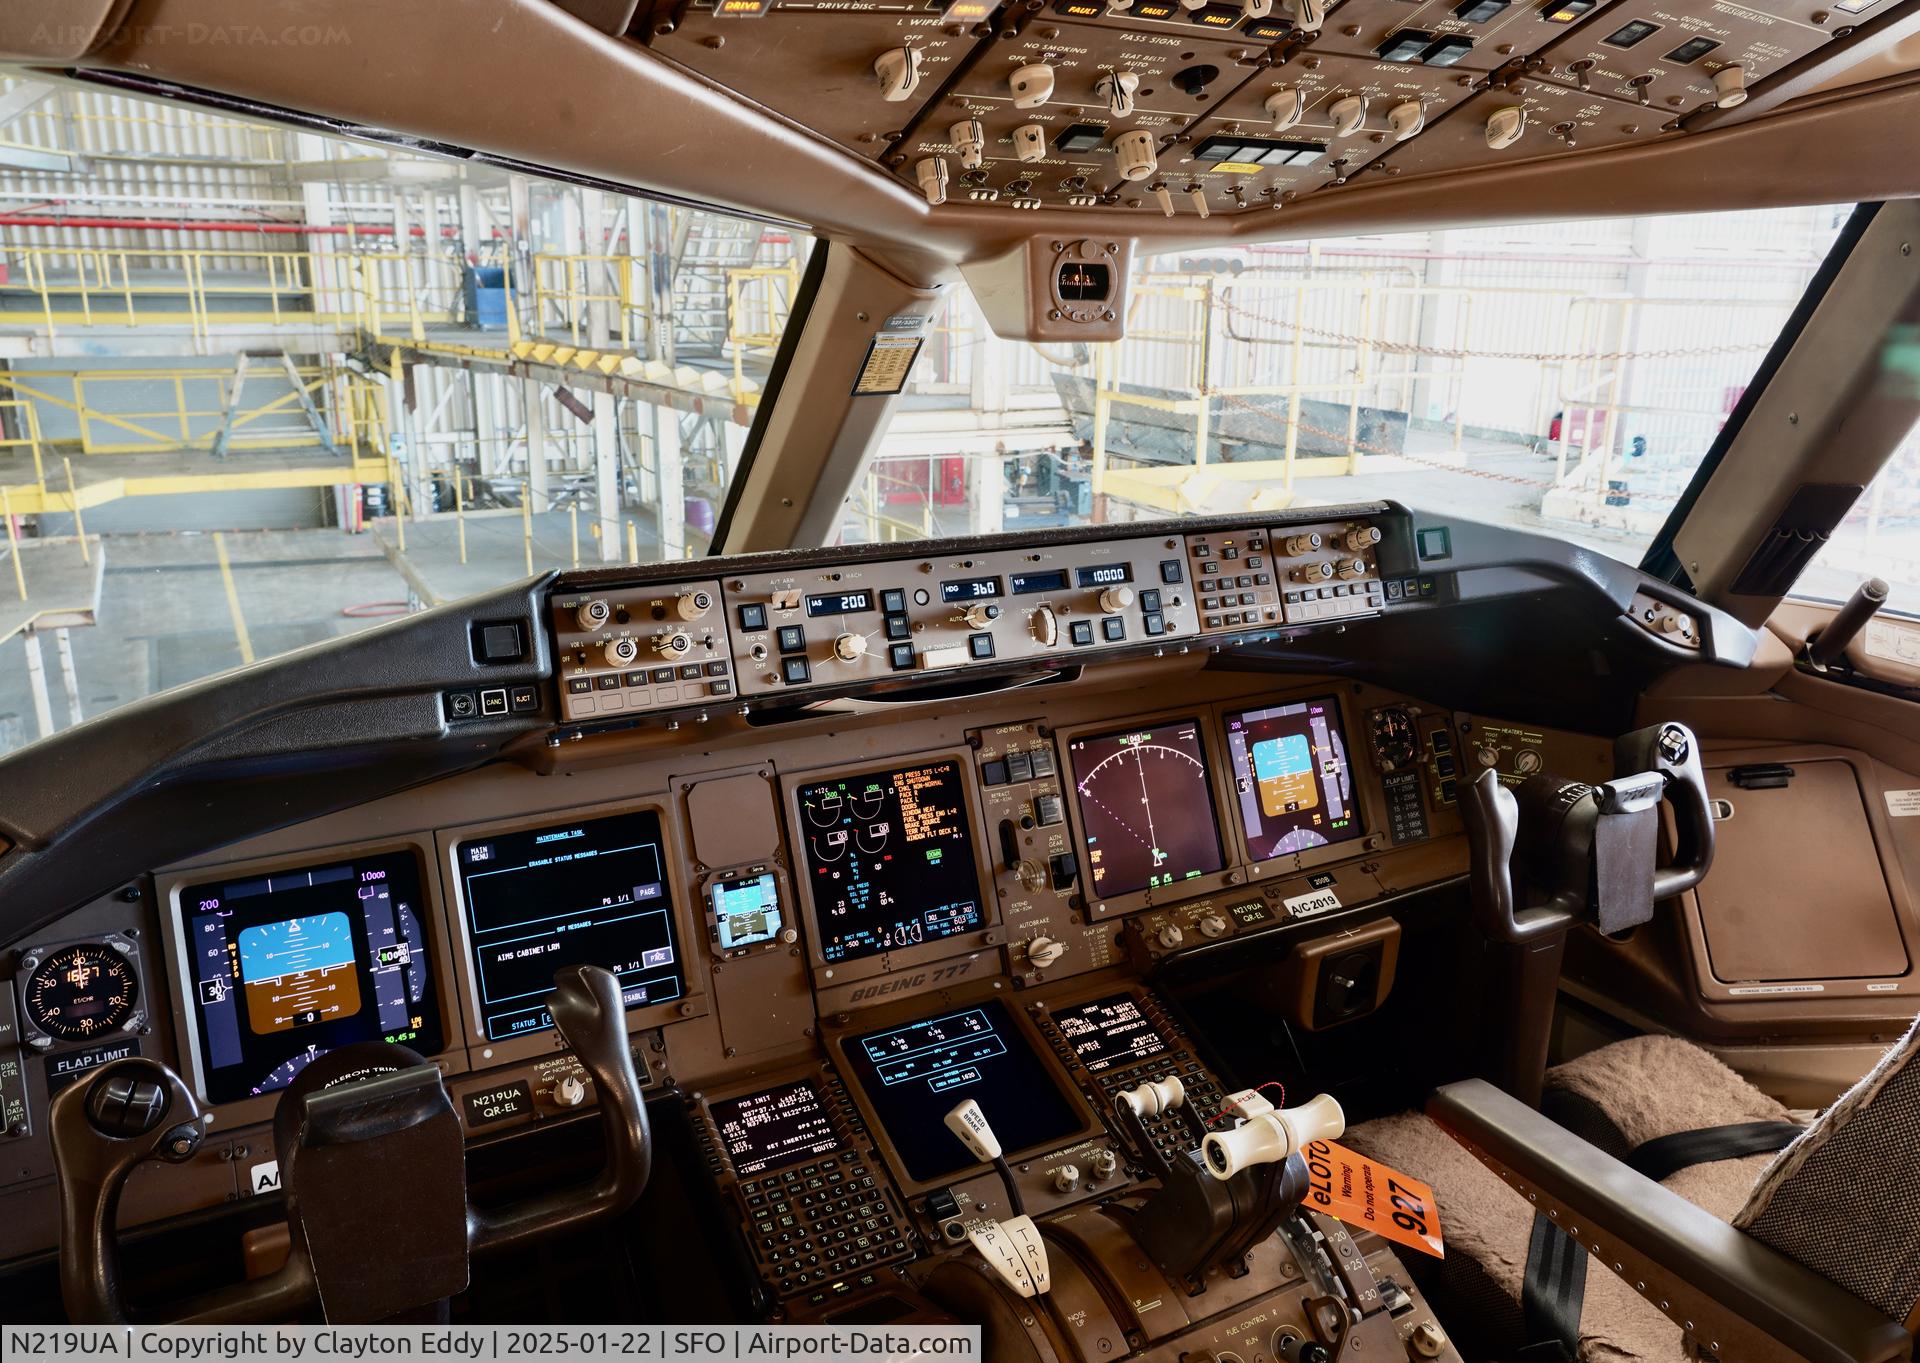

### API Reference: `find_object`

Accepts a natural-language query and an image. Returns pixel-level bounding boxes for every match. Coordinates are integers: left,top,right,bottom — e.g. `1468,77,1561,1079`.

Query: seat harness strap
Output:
1521,1211,1586,1361
1625,1120,1803,1184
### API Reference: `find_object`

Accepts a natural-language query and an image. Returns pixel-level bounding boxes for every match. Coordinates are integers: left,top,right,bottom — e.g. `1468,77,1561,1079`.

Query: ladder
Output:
210,352,340,459
668,214,766,360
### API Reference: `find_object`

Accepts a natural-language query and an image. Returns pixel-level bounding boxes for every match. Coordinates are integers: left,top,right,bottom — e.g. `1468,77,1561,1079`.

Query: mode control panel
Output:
723,535,1197,696
553,579,736,722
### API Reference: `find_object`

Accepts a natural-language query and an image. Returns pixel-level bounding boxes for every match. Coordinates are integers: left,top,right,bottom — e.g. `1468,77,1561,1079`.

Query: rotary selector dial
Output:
1198,912,1229,939
575,598,612,631
654,631,693,660
964,603,1001,630
604,637,641,668
1032,606,1059,647
553,1074,588,1108
834,632,869,662
675,590,713,621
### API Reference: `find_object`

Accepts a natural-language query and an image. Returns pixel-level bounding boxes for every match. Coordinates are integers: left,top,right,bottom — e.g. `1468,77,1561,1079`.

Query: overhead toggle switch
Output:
874,45,923,102
1242,0,1272,17
1712,63,1747,108
1151,183,1175,216
1282,0,1325,32
1096,68,1141,119
1265,87,1305,131
1114,128,1159,181
1387,100,1425,141
1010,63,1055,109
1013,123,1048,162
1485,104,1527,149
1329,94,1367,136
951,118,986,170
1185,187,1209,218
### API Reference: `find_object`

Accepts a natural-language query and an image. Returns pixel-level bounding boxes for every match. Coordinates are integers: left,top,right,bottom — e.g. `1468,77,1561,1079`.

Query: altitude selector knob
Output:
1099,585,1135,614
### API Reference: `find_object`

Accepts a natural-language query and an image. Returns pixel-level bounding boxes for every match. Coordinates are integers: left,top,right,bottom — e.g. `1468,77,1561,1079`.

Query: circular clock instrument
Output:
21,942,139,1042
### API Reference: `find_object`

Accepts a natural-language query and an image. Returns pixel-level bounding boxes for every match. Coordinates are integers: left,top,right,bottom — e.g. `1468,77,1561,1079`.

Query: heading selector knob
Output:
834,632,869,662
653,631,693,660
604,637,640,668
964,602,1002,630
1099,585,1135,614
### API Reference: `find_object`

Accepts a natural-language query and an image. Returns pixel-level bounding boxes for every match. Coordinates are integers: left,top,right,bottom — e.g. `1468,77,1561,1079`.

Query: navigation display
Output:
710,1080,842,1178
1052,994,1168,1075
181,851,443,1105
843,999,1083,1183
1224,696,1363,861
1068,719,1225,898
455,809,685,1041
796,760,985,964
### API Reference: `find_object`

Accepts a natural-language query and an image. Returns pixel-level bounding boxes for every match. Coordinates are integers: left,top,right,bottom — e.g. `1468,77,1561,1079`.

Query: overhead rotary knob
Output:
1099,585,1135,614
834,632,869,662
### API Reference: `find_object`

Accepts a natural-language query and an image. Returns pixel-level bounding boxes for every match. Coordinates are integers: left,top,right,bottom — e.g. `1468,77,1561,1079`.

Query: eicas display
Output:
843,999,1084,1184
180,851,442,1104
796,760,984,963
456,808,685,1041
1223,696,1363,860
1069,718,1225,899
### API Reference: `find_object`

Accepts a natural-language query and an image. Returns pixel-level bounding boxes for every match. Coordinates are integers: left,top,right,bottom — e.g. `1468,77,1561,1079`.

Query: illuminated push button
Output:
1069,620,1095,647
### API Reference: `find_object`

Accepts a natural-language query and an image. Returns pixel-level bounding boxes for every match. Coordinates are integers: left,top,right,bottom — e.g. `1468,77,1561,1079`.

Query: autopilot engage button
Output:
782,656,812,685
447,690,479,719
777,625,806,653
1101,617,1126,642
1069,620,1094,646
968,632,996,659
738,603,768,631
889,643,915,670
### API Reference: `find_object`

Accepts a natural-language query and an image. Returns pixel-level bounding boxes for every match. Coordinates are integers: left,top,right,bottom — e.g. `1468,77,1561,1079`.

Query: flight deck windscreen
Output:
455,809,686,1041
181,851,443,1105
796,760,984,964
1068,718,1225,898
843,999,1083,1183
1223,695,1363,860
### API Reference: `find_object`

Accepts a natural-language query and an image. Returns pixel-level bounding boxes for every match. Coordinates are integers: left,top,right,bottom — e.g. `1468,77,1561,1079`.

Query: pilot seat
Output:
1346,724,1920,1363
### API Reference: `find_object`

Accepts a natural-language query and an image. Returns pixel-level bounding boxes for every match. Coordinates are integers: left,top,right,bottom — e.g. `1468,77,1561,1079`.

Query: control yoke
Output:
51,965,652,1324
1461,720,1714,944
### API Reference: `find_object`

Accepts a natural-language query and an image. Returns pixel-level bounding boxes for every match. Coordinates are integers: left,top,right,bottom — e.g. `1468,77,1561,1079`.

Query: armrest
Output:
1429,1079,1911,1363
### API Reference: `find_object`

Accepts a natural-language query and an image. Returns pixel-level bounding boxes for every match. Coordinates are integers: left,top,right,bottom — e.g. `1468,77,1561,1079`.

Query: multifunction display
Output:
181,851,443,1104
796,760,984,964
1224,696,1363,860
455,809,685,1041
843,1000,1083,1183
1069,719,1225,899
1052,994,1168,1075
710,1080,842,1178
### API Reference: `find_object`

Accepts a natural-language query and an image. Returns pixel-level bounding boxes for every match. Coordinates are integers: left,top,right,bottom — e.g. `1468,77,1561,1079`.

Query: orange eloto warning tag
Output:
1300,1139,1445,1258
